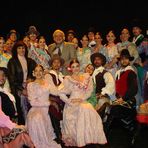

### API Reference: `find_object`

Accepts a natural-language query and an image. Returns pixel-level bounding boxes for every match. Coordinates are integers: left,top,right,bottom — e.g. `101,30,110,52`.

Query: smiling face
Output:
132,27,142,37
52,59,61,71
120,57,130,67
94,33,102,45
17,46,26,56
120,28,130,42
38,38,46,49
9,33,17,42
53,31,64,44
67,33,75,42
23,36,30,47
0,70,6,87
88,32,95,41
85,64,94,75
93,57,103,68
106,31,116,43
29,33,37,42
81,35,89,47
70,62,80,75
33,65,44,79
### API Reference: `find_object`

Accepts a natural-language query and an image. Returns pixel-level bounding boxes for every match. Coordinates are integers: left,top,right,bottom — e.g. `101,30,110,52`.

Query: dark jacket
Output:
7,57,36,95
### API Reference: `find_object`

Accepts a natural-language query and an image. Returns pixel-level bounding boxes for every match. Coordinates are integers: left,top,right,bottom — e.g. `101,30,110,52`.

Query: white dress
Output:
26,81,61,148
59,73,107,147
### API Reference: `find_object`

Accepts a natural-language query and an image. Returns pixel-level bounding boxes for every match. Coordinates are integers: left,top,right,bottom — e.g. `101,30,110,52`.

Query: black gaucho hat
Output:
90,53,106,66
118,49,134,61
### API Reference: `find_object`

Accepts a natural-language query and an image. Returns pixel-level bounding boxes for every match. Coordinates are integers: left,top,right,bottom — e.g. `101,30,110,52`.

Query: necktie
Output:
57,47,61,56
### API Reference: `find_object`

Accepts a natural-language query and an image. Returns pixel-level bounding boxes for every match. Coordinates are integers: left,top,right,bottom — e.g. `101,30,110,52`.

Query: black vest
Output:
0,92,16,119
95,70,107,94
49,73,62,86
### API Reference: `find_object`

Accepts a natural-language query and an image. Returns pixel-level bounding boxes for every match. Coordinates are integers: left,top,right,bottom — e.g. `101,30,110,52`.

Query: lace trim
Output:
2,128,26,143
66,73,90,90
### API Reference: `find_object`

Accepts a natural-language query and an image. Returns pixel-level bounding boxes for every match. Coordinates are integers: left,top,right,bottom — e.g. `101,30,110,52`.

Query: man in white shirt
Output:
91,53,115,118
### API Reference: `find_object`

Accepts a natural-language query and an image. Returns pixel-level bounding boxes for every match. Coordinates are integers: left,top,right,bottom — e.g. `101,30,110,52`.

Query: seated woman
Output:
59,59,107,147
26,64,61,148
84,64,97,108
0,97,34,148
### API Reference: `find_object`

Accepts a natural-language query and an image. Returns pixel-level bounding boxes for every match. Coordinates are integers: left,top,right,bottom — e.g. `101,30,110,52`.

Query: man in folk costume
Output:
44,54,65,144
132,20,148,63
105,49,138,147
0,67,17,121
90,53,115,118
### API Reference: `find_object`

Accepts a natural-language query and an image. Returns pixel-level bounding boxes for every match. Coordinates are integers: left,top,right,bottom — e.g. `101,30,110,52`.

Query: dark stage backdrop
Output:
0,0,147,44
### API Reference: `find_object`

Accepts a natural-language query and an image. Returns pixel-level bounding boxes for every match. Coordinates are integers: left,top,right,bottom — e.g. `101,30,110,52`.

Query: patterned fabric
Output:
59,73,107,147
26,81,61,148
0,52,11,68
2,128,26,143
77,47,91,72
28,47,51,69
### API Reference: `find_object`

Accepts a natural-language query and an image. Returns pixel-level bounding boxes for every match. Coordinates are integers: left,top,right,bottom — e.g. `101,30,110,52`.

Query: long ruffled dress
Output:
26,81,61,148
59,73,107,147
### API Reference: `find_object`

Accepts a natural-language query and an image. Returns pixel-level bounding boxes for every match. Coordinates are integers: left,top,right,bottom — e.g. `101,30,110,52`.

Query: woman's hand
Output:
71,98,82,104
14,125,26,130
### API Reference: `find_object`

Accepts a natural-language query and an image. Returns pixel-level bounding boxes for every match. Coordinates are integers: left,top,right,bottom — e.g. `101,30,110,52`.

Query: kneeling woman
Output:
59,59,107,147
26,65,61,148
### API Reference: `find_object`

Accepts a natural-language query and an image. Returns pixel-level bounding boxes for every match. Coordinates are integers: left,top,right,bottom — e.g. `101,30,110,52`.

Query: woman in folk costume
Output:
26,64,61,148
0,97,34,148
59,59,107,147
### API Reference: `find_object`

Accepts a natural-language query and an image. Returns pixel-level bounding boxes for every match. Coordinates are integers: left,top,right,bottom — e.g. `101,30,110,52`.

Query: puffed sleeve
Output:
44,74,59,96
27,82,50,107
101,72,115,96
58,77,72,105
0,109,16,130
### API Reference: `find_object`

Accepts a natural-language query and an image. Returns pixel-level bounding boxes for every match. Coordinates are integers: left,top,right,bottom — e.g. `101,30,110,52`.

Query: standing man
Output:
132,22,148,63
48,29,76,75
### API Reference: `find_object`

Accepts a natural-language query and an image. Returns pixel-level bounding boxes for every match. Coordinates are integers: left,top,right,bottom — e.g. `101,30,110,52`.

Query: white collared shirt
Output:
18,55,28,82
92,66,115,95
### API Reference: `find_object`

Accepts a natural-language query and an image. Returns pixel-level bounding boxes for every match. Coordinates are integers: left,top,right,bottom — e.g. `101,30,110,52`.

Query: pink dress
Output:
0,106,34,148
26,81,61,148
59,73,107,147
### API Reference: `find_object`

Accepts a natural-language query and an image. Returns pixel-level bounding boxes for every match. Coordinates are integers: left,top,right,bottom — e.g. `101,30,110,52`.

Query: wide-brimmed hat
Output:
49,54,65,67
7,29,20,39
118,49,134,61
90,52,106,66
26,26,40,36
